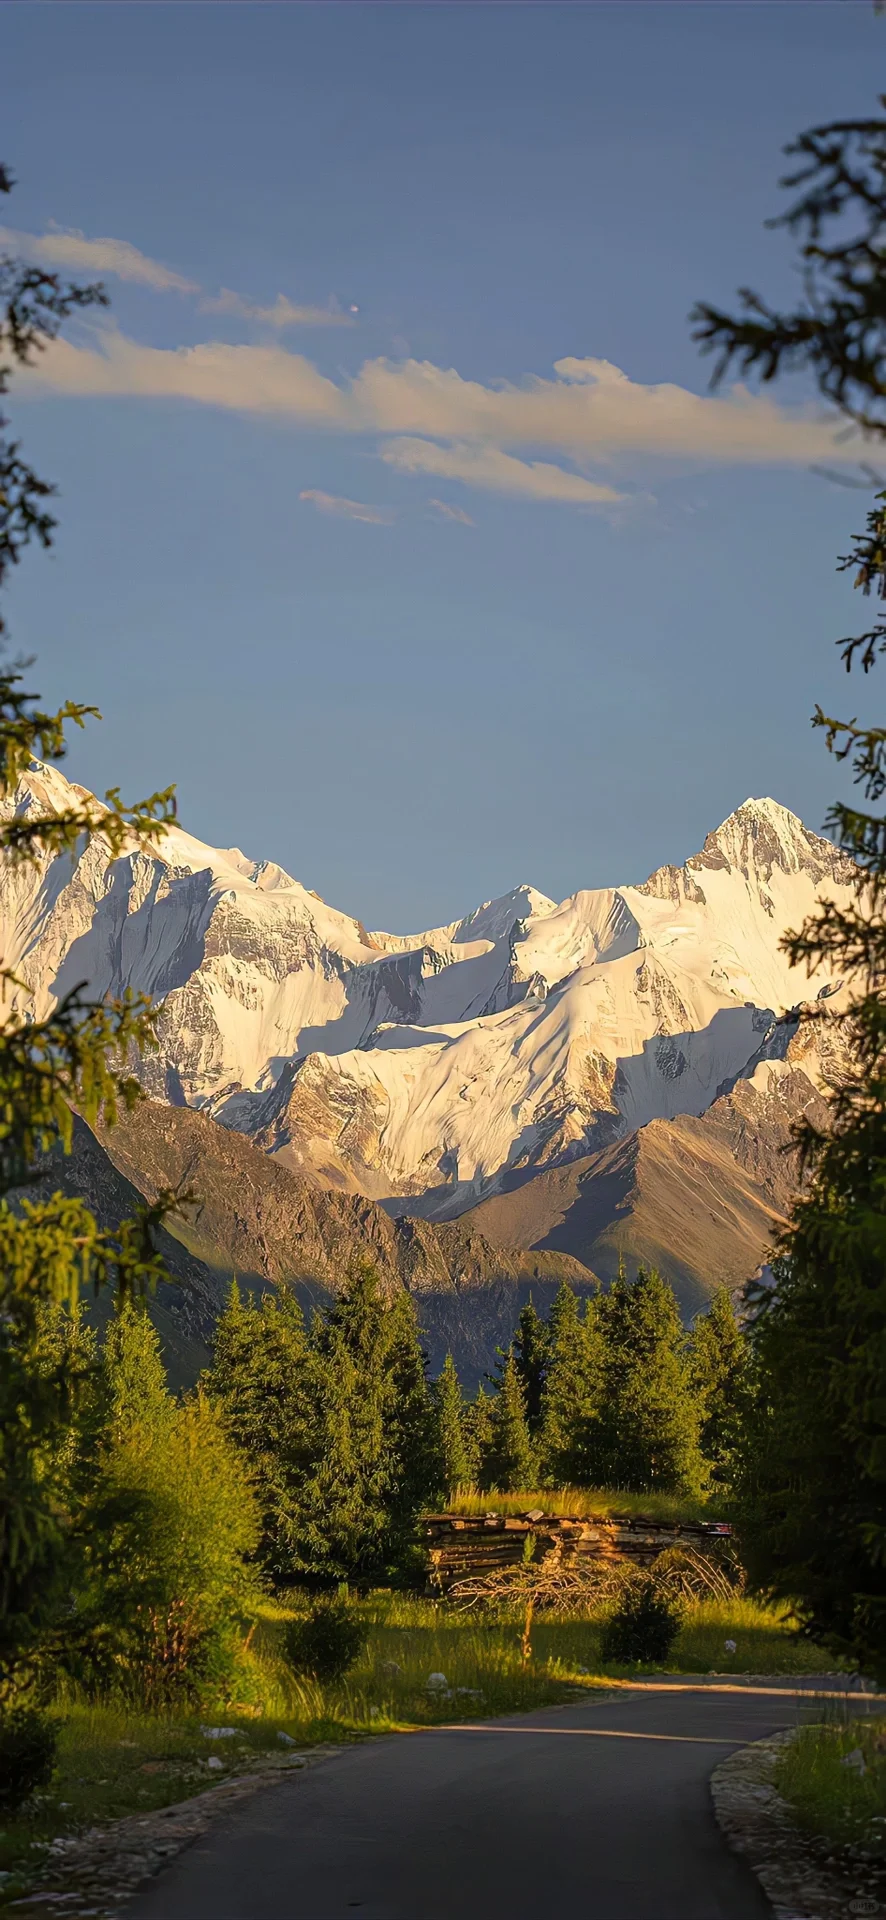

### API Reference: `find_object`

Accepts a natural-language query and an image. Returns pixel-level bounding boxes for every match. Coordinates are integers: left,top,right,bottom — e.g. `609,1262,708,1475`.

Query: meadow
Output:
0,1585,834,1901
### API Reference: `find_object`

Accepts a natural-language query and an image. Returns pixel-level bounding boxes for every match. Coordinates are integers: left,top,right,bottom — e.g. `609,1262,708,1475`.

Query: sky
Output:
2,2,883,930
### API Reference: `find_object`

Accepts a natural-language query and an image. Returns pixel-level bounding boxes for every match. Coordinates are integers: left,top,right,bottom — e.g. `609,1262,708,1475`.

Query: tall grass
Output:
776,1711,886,1855
446,1486,724,1524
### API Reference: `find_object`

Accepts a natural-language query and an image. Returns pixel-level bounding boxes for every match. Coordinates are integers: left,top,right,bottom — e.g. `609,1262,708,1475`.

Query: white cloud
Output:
0,224,198,293
201,288,355,329
20,321,862,510
300,489,394,524
25,329,345,420
383,438,624,504
428,497,475,525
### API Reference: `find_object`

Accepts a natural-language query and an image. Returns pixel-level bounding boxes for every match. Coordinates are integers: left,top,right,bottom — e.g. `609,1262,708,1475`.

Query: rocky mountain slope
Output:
1,762,857,1324
33,1100,594,1384
461,1033,834,1315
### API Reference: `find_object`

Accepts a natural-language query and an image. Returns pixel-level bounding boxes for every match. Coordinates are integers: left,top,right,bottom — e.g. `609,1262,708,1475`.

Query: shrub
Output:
600,1578,681,1666
0,1707,57,1812
284,1599,368,1684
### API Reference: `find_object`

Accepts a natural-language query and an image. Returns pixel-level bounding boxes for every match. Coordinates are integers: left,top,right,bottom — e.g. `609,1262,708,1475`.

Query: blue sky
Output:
2,3,882,928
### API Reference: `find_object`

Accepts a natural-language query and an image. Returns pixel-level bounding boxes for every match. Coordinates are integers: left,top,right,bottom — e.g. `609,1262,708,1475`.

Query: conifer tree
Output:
293,1265,436,1582
0,176,177,1710
70,1309,260,1707
689,1291,747,1486
482,1354,535,1492
512,1298,550,1433
693,100,886,1672
432,1353,472,1499
590,1266,703,1495
537,1284,603,1488
208,1283,314,1583
463,1385,494,1488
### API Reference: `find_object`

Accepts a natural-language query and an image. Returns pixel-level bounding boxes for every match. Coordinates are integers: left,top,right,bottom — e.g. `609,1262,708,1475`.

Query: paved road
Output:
131,1683,830,1920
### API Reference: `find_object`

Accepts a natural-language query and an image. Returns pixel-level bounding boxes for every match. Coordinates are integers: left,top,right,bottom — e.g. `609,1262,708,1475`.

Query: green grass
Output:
445,1486,725,1524
0,1589,833,1905
776,1713,886,1857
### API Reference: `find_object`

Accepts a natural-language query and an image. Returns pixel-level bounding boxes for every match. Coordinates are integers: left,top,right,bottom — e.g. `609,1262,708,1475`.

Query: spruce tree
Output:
590,1266,703,1495
693,101,886,1672
432,1354,472,1500
0,178,177,1709
463,1386,494,1489
512,1298,550,1433
482,1354,535,1493
207,1283,314,1584
537,1285,603,1488
293,1264,436,1582
689,1291,747,1487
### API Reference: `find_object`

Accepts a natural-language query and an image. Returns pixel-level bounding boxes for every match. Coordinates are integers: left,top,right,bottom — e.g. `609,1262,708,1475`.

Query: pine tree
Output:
589,1266,703,1495
512,1298,550,1433
463,1386,494,1488
432,1354,472,1500
292,1264,437,1582
482,1354,535,1493
0,181,177,1708
537,1285,603,1488
207,1283,314,1584
689,1291,747,1486
693,102,886,1673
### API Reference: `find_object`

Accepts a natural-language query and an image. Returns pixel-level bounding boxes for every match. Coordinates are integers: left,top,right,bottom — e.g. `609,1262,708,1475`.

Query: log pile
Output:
423,1510,732,1594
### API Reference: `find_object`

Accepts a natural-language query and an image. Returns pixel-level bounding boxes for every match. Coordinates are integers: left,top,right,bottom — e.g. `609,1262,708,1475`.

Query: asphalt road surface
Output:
131,1682,834,1920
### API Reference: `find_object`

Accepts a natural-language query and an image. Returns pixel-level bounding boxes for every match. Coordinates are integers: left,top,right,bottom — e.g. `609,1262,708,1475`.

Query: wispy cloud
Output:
0,224,198,293
300,489,394,524
384,438,624,505
0,225,352,330
19,311,862,511
200,288,356,329
428,498,475,525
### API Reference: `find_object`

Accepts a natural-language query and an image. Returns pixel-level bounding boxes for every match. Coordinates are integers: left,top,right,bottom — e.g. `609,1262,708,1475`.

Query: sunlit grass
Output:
776,1712,886,1856
445,1486,725,1524
0,1588,834,1904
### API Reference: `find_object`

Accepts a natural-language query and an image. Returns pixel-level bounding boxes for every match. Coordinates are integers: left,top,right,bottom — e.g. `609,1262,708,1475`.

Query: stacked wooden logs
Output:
423,1511,732,1594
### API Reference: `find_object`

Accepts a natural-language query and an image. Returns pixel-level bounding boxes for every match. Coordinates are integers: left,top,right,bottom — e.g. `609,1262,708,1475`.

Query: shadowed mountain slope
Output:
460,1056,830,1318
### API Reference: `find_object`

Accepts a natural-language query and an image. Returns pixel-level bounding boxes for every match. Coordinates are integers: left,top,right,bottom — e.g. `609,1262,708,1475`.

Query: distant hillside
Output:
34,1099,596,1385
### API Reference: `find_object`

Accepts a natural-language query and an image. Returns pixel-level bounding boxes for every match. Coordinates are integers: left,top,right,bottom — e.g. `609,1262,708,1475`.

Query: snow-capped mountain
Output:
0,763,857,1218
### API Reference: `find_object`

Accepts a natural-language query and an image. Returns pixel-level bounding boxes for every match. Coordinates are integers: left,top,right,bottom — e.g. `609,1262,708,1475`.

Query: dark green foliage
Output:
283,1598,368,1684
296,1266,437,1581
209,1265,437,1584
208,1284,314,1583
462,1387,493,1488
588,1267,703,1495
600,1579,682,1667
482,1354,535,1492
432,1354,473,1498
694,99,886,1677
689,1291,747,1486
537,1284,603,1487
0,1705,57,1812
512,1299,550,1432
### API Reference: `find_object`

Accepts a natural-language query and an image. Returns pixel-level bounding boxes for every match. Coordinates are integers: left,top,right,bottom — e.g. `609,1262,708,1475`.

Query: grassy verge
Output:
775,1714,886,1860
0,1590,832,1904
445,1486,725,1524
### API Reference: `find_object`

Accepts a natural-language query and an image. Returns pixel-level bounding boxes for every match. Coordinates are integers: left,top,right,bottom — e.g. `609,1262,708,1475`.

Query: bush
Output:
0,1707,57,1812
600,1578,681,1666
284,1599,368,1684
